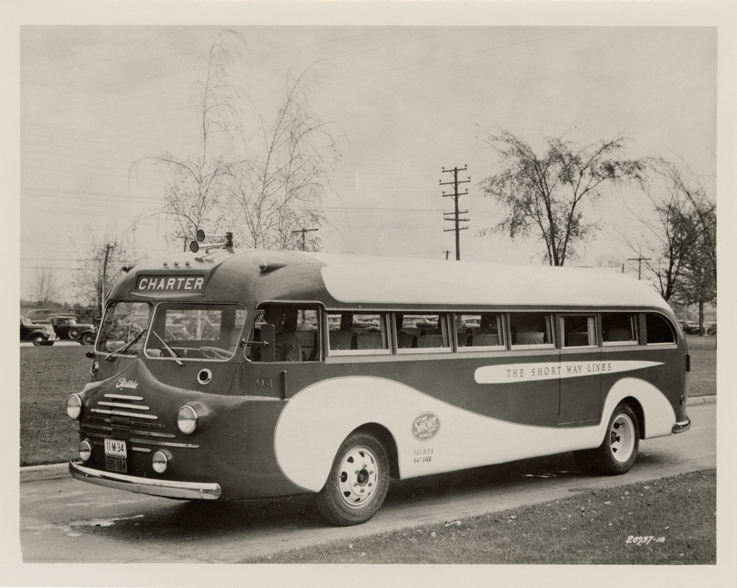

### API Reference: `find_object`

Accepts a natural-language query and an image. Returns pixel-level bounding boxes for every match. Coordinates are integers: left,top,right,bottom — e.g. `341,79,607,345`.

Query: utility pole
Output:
292,228,318,251
627,257,651,280
440,166,470,261
443,250,451,260
101,243,114,318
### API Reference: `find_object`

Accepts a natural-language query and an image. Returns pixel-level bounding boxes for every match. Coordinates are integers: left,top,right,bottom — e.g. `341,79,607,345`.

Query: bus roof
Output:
113,249,671,314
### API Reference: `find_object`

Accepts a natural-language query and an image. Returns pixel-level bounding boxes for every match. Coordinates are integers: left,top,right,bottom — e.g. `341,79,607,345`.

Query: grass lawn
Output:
685,334,716,397
20,345,91,466
244,469,716,564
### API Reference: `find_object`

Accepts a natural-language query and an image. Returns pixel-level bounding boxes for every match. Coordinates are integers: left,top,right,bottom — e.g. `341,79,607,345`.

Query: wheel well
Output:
352,423,400,479
619,397,645,439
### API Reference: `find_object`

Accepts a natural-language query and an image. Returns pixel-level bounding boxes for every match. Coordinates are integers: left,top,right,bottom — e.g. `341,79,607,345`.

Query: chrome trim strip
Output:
98,401,151,411
131,430,176,438
104,393,144,401
90,408,158,420
672,419,691,434
131,447,152,453
129,438,199,448
69,460,220,500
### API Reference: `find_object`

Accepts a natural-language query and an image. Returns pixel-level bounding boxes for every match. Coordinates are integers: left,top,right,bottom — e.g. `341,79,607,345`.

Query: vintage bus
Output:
66,239,691,526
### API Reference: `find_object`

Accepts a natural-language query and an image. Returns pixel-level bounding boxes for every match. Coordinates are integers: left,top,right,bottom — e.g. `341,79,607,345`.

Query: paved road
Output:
18,402,715,563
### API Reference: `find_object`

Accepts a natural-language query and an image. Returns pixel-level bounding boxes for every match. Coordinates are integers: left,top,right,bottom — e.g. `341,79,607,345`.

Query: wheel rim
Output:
609,413,636,463
336,445,380,509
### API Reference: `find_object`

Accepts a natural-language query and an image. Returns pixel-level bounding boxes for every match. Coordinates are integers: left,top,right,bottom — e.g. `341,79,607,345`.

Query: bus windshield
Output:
97,301,152,354
145,303,247,361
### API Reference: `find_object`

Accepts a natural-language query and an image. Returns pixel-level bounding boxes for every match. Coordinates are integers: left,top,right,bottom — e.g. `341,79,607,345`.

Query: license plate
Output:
104,439,127,473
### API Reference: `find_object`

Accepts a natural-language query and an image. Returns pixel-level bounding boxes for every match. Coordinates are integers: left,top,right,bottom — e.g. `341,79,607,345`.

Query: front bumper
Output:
69,460,221,500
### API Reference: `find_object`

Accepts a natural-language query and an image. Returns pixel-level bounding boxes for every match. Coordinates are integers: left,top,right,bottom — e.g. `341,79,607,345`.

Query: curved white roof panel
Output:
307,253,669,311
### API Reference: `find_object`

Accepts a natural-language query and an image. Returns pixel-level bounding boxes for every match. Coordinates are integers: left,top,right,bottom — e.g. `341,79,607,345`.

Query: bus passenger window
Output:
396,314,450,353
327,312,355,351
328,312,390,356
510,313,552,347
562,315,597,348
646,313,676,344
460,313,504,348
602,313,637,344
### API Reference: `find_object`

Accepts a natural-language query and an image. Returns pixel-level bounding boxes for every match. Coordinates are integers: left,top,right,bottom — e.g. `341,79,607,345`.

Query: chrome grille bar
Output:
90,408,158,420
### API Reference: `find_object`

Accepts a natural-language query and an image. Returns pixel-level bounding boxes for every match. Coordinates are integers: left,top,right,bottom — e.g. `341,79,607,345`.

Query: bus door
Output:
558,314,601,425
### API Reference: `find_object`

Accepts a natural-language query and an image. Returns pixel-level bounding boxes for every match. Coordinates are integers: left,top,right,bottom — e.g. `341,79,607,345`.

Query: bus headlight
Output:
78,440,92,462
177,405,198,434
152,451,170,473
66,394,83,420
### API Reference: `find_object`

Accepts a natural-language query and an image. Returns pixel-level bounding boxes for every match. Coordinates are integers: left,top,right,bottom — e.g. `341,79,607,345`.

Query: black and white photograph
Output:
5,0,735,586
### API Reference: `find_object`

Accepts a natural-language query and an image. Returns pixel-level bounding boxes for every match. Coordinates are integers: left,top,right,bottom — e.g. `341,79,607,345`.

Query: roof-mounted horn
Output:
190,230,233,254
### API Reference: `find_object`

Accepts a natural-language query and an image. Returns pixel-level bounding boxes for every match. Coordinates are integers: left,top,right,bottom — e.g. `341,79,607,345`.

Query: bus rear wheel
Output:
314,432,390,526
590,403,639,475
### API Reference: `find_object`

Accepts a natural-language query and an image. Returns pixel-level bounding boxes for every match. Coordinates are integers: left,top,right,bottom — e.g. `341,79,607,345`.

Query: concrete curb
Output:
20,396,716,484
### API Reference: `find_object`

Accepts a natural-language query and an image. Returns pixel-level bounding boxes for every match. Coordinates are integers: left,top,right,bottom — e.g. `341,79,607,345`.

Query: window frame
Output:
601,312,639,347
456,312,506,352
326,311,391,357
509,312,555,350
559,314,599,349
394,312,452,355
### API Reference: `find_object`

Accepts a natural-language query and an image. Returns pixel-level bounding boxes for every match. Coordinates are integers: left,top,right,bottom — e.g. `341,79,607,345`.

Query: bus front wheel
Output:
590,403,640,475
314,432,390,526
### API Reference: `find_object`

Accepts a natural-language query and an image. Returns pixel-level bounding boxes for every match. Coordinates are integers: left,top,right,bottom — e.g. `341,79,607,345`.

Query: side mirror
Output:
259,323,276,363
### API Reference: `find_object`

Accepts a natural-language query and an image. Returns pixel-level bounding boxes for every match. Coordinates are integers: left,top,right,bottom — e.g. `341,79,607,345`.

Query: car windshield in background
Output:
145,304,246,361
96,302,152,354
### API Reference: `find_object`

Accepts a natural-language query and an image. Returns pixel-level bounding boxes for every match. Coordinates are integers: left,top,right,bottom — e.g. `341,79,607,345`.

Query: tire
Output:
69,329,80,340
31,334,46,346
81,332,95,345
314,432,390,526
590,403,639,475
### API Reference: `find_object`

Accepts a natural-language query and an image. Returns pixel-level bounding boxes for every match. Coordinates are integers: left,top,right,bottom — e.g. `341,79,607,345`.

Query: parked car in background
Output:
679,320,699,335
704,321,717,335
38,315,97,344
20,316,57,346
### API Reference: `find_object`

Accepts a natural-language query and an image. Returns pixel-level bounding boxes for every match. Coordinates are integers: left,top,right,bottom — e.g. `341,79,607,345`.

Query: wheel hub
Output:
337,447,379,508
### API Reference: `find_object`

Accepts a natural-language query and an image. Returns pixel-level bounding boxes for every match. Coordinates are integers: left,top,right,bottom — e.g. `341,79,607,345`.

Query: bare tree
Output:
226,64,340,251
73,238,138,312
144,30,248,246
622,159,715,309
478,131,646,265
31,267,61,307
144,31,340,252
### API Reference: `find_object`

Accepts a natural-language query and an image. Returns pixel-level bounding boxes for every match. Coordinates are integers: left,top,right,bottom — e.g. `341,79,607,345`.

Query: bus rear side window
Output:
602,313,637,344
646,313,676,344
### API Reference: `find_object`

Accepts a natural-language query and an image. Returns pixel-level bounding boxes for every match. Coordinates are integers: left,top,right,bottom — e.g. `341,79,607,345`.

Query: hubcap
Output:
337,446,379,509
609,414,635,463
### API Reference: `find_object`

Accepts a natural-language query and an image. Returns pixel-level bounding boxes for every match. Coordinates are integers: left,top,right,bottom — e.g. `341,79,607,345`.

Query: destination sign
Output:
135,275,205,292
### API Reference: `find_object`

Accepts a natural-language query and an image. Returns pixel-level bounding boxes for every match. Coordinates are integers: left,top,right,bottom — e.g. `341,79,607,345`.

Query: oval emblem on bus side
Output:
412,412,440,441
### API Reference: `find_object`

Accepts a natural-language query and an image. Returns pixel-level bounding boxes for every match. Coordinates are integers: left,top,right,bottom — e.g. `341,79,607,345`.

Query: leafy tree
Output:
478,131,646,265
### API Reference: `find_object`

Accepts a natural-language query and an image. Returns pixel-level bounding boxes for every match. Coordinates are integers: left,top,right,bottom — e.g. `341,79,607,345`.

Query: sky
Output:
18,22,719,303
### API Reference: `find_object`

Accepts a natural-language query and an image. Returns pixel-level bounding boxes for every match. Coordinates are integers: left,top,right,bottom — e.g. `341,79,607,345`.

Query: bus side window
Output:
510,312,552,347
328,312,390,356
646,313,676,344
602,312,637,344
396,314,451,353
562,315,597,348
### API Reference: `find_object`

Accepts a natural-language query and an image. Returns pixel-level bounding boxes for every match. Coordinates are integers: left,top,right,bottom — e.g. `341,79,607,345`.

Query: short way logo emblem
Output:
412,412,440,441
